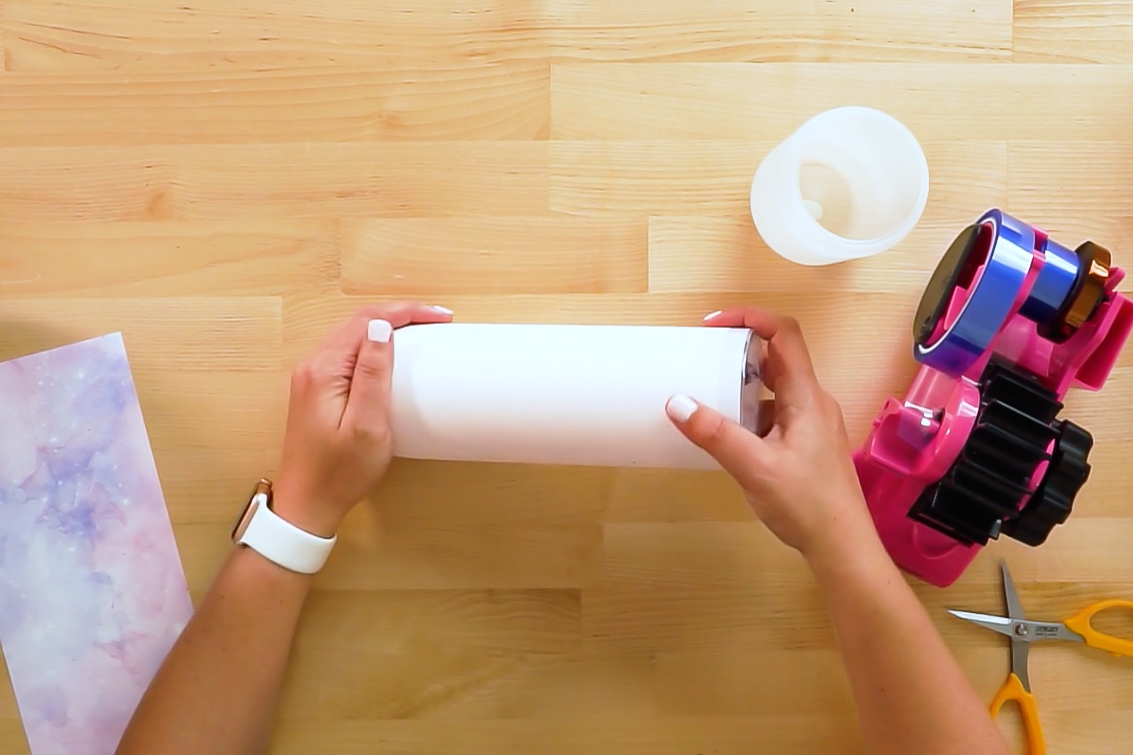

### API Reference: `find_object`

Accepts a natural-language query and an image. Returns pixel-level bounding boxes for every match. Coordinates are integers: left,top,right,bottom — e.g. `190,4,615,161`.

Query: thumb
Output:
343,318,395,434
666,394,767,487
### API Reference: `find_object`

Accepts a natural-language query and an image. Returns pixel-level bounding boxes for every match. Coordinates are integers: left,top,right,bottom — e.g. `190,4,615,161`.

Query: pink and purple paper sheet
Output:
0,333,192,755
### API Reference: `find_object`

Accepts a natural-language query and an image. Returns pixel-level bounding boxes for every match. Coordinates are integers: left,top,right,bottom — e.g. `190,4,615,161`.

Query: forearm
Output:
808,517,1010,755
116,547,312,755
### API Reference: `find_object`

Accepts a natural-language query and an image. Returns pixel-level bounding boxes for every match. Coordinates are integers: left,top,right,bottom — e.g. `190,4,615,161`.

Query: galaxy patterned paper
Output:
0,333,192,755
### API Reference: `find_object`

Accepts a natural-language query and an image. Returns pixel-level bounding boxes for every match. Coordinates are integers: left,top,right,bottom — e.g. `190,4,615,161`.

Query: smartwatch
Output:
231,479,336,574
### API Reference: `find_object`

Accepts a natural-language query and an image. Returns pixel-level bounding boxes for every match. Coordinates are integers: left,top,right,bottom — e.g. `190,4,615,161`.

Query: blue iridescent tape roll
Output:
915,209,1035,376
1021,237,1080,324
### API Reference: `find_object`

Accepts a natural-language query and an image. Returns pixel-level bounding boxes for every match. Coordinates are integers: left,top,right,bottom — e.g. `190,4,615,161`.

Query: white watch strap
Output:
236,493,336,574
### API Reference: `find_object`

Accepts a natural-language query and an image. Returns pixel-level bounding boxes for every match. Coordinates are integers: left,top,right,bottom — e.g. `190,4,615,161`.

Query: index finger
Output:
319,302,453,354
704,307,821,403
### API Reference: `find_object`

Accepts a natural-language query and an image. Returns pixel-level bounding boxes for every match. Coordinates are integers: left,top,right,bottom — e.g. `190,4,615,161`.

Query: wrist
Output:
230,541,318,587
270,491,341,539
801,506,890,583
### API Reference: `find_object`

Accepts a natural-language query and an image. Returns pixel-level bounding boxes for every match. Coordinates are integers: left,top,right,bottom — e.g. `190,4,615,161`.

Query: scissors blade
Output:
1001,561,1025,621
948,609,1017,638
1011,636,1032,692
949,610,1085,643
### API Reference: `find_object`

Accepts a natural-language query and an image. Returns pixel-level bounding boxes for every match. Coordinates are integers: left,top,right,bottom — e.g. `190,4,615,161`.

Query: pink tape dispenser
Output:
854,209,1133,586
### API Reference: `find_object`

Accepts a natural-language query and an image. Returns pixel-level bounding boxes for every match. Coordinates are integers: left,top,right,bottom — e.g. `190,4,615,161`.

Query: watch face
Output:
232,480,272,542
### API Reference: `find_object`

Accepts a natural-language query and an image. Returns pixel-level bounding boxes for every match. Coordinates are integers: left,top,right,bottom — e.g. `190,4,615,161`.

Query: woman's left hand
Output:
271,303,453,537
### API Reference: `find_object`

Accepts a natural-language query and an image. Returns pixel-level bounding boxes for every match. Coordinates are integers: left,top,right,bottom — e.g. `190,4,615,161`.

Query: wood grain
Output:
0,63,551,145
341,216,647,294
550,63,1133,140
2,0,1010,71
1,0,551,72
1014,0,1133,63
0,220,338,296
542,0,1012,62
1,2,1132,755
271,716,863,755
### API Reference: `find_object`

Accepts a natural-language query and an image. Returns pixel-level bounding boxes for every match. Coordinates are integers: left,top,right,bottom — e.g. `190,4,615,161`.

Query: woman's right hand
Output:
666,307,875,559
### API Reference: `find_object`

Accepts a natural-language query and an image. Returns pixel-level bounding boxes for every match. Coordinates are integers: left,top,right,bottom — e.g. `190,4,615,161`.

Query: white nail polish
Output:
431,305,454,315
367,319,393,343
703,310,723,321
666,395,698,422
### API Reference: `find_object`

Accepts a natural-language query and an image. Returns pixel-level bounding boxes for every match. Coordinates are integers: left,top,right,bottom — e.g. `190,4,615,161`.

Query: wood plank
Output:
378,460,612,525
0,296,280,372
588,525,828,654
2,0,549,72
0,654,26,755
0,722,28,755
0,143,549,221
600,522,813,590
584,571,1133,655
328,512,601,591
293,592,583,657
0,220,337,296
2,0,1010,72
341,216,646,295
550,141,766,216
657,644,1133,716
279,590,586,719
461,653,658,719
550,63,1133,140
1073,441,1133,517
655,649,855,716
1007,141,1133,254
605,468,751,523
0,146,175,221
1014,0,1133,63
1036,711,1133,755
146,370,285,525
1064,368,1133,442
966,522,1133,583
582,582,832,653
543,0,1011,62
0,63,550,145
172,143,549,219
272,716,862,754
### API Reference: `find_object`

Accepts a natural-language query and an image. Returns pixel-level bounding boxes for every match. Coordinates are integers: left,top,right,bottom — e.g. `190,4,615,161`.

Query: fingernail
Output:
666,395,698,422
367,319,393,343
431,305,453,315
704,310,723,321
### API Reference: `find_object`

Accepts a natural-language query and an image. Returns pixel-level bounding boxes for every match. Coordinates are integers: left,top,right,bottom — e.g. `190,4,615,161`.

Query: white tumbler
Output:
390,323,760,469
750,106,929,266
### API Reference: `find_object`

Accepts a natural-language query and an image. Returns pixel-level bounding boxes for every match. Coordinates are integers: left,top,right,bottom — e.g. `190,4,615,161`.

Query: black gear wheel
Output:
909,359,1090,547
1001,420,1092,546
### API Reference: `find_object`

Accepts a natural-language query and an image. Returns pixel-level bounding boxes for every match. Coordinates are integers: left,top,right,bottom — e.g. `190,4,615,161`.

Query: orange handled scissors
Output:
950,561,1133,755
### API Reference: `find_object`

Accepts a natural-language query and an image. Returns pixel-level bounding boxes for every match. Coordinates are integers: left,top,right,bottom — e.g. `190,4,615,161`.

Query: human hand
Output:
271,303,453,537
665,308,874,559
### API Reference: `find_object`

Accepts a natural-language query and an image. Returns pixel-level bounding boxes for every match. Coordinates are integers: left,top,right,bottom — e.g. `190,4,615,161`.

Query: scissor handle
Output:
1064,599,1133,658
990,672,1046,755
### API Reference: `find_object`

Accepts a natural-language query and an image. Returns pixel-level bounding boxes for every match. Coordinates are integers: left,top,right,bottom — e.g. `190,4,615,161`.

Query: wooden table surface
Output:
2,1,1133,753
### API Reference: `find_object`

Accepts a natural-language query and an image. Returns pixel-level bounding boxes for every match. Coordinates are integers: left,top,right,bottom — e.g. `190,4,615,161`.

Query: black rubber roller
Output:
1001,421,1093,546
910,359,1066,547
